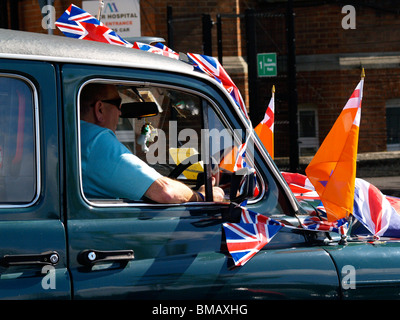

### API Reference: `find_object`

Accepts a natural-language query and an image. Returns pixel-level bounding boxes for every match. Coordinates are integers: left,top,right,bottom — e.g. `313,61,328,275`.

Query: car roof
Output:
0,28,195,75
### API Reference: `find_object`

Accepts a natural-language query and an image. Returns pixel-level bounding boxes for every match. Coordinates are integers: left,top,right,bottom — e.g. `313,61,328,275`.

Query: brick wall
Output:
294,3,400,55
18,0,71,34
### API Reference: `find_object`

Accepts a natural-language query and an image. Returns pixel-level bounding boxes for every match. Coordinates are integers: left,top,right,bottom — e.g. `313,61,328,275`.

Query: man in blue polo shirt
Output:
79,83,224,203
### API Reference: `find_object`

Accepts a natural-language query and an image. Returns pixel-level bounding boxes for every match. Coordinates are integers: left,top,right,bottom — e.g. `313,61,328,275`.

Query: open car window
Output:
78,80,264,204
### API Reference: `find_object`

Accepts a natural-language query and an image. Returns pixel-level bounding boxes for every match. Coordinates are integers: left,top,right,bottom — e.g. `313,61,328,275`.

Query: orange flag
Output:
219,147,236,173
305,71,364,221
255,85,275,158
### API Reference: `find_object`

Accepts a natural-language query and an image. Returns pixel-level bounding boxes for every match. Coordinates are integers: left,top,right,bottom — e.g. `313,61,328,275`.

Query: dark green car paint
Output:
0,60,70,299
325,242,400,299
0,35,398,299
60,64,338,299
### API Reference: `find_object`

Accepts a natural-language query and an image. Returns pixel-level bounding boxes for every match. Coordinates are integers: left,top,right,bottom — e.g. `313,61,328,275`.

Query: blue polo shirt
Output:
80,120,162,200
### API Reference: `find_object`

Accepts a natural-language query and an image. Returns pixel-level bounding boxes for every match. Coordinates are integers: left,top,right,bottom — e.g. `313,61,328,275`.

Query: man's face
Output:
101,86,122,133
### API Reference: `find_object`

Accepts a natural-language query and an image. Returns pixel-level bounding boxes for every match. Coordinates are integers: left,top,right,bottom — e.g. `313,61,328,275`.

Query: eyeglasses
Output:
102,97,122,110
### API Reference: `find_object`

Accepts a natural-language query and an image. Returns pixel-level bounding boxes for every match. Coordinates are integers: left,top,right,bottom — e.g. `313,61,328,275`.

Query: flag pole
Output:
97,0,104,21
340,69,364,243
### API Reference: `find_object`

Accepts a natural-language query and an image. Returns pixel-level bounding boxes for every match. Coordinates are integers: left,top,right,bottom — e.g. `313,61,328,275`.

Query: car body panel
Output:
325,241,400,299
68,210,341,299
60,63,339,299
0,58,70,299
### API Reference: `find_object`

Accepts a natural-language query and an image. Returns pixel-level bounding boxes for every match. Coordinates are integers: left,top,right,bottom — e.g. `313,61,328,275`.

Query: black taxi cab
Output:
0,28,399,300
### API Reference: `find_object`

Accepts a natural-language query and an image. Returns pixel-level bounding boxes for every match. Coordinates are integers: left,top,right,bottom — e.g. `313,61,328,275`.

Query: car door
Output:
325,239,400,299
0,60,70,299
62,64,340,299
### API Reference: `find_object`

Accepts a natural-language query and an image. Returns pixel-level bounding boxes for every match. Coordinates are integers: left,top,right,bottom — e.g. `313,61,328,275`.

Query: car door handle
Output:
78,249,134,267
0,251,60,267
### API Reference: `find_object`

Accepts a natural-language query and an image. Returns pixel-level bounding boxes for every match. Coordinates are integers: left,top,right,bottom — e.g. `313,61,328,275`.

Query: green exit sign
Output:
257,53,277,77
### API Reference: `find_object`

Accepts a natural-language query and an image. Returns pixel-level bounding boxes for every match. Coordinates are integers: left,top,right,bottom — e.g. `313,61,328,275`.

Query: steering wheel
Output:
168,153,223,191
168,153,202,179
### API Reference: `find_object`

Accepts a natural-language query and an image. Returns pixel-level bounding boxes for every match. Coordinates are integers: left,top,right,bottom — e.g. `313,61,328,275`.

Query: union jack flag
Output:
223,208,284,266
55,4,132,47
353,178,400,238
281,171,321,201
133,42,179,60
302,216,348,235
186,53,249,119
153,42,179,55
233,135,262,196
233,142,248,171
56,5,179,60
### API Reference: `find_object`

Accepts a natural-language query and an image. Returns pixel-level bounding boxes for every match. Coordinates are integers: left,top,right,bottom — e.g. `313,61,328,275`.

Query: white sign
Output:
83,0,141,37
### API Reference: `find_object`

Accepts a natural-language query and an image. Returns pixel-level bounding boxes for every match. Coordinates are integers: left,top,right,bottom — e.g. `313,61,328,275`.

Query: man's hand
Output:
197,177,225,202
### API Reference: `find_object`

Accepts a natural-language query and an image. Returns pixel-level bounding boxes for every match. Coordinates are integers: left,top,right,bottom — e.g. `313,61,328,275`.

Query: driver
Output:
79,83,225,203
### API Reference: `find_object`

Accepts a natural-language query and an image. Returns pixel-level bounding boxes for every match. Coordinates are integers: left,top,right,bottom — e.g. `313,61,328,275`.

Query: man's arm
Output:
144,176,225,204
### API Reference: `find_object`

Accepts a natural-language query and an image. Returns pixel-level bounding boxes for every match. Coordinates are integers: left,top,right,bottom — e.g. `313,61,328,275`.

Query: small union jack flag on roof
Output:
55,4,132,47
56,5,179,60
133,42,179,60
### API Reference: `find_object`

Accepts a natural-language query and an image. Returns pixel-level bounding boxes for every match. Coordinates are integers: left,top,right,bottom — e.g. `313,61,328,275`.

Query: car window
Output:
0,75,38,205
78,80,265,203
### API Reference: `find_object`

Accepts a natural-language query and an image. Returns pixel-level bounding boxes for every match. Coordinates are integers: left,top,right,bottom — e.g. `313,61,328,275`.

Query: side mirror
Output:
229,167,255,204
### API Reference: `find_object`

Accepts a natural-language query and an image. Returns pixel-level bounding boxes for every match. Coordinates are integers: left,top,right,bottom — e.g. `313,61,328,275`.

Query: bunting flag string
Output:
56,4,179,59
186,53,249,120
223,204,350,266
301,216,348,235
132,42,179,59
55,4,133,47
